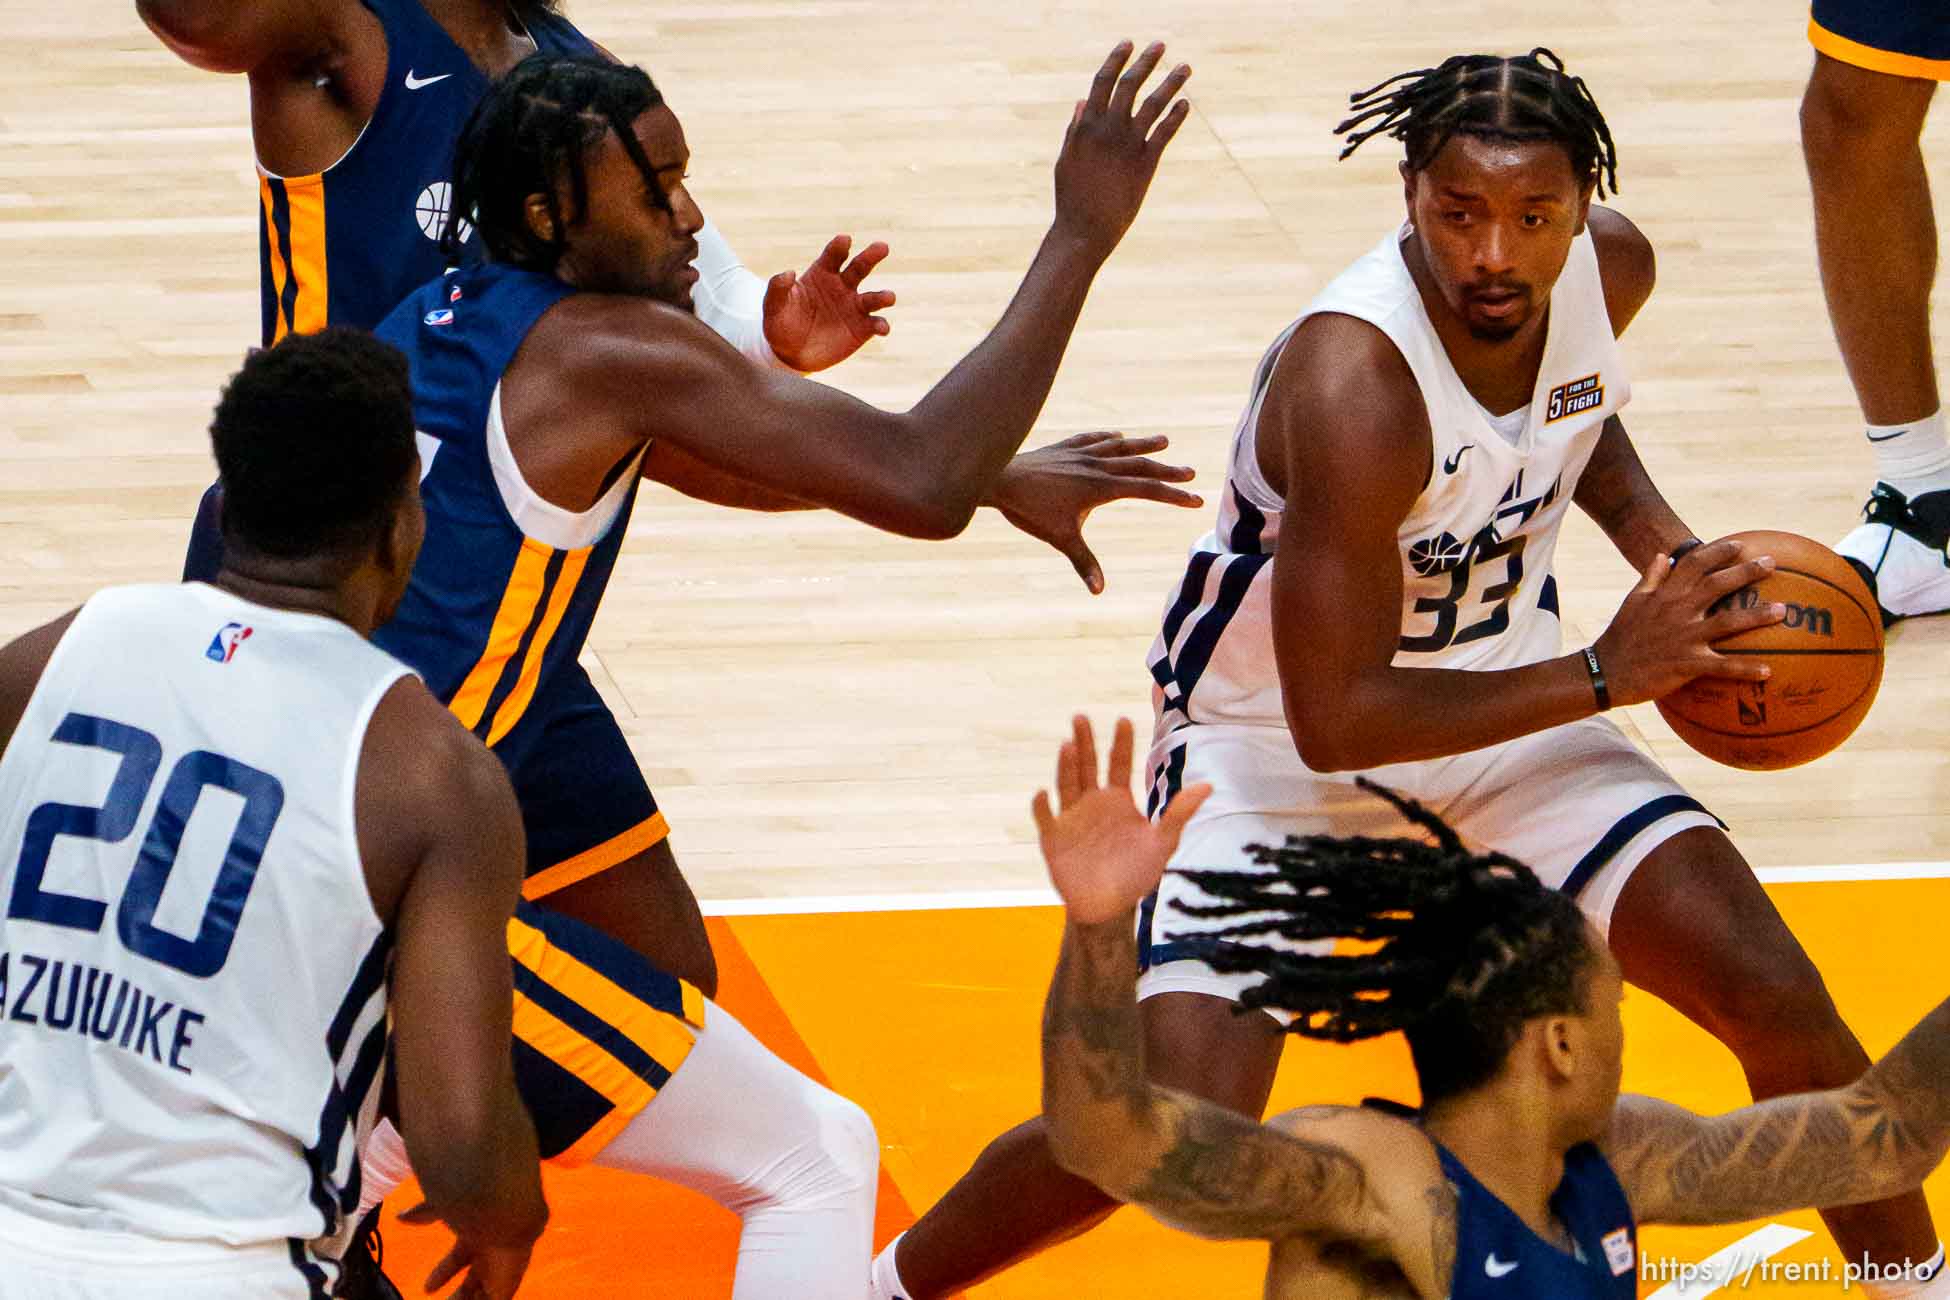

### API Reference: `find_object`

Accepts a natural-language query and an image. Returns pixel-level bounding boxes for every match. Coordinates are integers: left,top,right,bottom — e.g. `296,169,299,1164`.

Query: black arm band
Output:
1668,537,1704,567
1583,646,1612,712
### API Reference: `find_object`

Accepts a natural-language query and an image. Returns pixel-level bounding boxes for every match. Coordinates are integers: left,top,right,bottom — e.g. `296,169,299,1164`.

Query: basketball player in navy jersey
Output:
136,0,1199,604
0,330,545,1300
873,50,1947,1300
1033,714,1950,1300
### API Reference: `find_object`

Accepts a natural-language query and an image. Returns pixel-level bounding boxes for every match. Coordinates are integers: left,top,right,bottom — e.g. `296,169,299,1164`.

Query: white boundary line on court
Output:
699,862,1950,917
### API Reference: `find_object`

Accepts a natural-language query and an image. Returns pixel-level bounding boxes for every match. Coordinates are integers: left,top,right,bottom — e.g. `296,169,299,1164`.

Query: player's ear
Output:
524,191,560,246
1541,1015,1580,1083
1400,162,1417,222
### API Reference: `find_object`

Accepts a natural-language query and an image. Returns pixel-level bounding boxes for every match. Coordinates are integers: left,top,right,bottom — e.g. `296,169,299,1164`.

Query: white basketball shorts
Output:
1137,715,1721,1016
0,1197,319,1300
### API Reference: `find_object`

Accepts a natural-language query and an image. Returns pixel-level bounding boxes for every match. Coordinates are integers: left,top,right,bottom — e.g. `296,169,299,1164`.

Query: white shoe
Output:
1835,482,1950,624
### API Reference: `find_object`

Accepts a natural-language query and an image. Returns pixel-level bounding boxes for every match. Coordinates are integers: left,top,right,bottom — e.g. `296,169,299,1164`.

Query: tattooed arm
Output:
1032,715,1452,1296
1606,996,1950,1225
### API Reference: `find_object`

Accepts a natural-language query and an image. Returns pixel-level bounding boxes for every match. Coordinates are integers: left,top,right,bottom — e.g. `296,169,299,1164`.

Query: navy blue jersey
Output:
257,0,597,345
370,264,641,755
1441,1141,1639,1298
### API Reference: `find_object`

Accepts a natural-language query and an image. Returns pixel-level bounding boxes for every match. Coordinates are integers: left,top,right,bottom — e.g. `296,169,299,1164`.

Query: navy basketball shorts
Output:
1811,0,1950,79
491,663,669,901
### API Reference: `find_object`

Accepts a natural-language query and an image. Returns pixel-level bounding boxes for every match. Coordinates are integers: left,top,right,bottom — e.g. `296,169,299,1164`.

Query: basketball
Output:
1654,530,1884,770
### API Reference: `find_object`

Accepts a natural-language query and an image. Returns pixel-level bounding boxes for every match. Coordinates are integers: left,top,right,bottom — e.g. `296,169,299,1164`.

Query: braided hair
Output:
448,53,667,270
1172,779,1599,1105
1335,49,1619,198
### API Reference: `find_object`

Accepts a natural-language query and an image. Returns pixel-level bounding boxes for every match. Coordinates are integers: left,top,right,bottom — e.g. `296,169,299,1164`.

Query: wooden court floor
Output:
6,0,1950,1296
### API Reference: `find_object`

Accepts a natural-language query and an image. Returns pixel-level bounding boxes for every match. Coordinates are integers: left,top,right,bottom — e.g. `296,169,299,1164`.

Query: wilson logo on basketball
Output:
1545,373,1603,422
1707,588,1834,637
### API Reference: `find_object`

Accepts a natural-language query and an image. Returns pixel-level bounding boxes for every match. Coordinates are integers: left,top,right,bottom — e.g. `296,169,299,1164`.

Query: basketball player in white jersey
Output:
872,50,1947,1300
0,329,546,1299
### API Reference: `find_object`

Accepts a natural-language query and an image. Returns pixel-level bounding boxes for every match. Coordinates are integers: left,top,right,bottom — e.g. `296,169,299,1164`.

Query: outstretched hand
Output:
398,1202,533,1300
1034,716,1211,926
1052,40,1193,261
991,432,1202,593
761,233,897,372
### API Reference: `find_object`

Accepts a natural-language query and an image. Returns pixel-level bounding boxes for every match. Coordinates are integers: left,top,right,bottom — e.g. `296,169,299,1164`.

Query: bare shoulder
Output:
1586,205,1656,335
0,608,81,758
1258,311,1431,504
137,0,354,75
1267,1105,1455,1291
355,675,521,920
530,292,746,394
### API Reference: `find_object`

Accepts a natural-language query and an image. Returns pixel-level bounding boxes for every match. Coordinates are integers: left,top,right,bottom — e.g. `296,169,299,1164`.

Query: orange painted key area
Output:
379,881,1948,1298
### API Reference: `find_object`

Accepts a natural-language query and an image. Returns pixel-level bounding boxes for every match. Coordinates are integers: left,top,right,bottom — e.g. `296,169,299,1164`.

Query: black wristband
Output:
1583,646,1612,712
1668,537,1704,567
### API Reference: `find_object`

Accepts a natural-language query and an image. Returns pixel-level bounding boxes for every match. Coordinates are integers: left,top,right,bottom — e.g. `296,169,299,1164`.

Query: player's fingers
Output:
1705,602,1786,639
811,233,851,274
1157,783,1214,843
1145,97,1193,156
1631,552,1669,597
1134,62,1192,133
857,290,897,312
841,240,890,286
1106,454,1198,481
1055,738,1080,807
1109,41,1166,119
1031,789,1057,839
1697,555,1775,600
1097,432,1167,455
868,315,892,337
1678,537,1745,576
1059,533,1106,594
1074,715,1100,791
1086,41,1135,115
1122,479,1205,508
1108,716,1136,789
1700,654,1773,682
423,1244,469,1293
762,269,795,318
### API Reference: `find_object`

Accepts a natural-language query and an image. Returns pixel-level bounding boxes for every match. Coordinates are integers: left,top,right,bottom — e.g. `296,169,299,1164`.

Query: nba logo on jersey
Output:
205,622,252,663
1601,1227,1634,1276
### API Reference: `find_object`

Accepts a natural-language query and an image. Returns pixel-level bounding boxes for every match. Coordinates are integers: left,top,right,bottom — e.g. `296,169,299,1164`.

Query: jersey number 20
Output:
6,712,286,978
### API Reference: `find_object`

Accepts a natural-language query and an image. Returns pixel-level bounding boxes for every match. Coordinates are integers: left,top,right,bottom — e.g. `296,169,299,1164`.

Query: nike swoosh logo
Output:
1443,444,1476,474
1485,1254,1520,1278
1867,429,1911,442
404,71,454,90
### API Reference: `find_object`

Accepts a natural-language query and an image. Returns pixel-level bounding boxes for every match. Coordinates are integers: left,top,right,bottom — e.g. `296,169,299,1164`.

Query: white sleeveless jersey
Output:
0,584,411,1261
1148,225,1628,748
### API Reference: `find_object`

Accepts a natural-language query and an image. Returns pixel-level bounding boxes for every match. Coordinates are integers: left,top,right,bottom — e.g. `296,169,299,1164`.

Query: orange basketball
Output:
1653,530,1884,770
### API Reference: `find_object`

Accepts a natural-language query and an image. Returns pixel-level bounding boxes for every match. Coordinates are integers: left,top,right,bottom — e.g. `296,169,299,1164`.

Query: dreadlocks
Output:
1334,49,1619,198
448,53,666,270
1172,779,1598,1105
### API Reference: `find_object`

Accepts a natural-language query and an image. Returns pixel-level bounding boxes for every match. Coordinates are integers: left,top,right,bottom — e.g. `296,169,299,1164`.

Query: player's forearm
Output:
407,1072,548,1245
898,227,1104,533
1042,914,1159,1189
1850,993,1950,1193
691,222,792,371
1284,655,1599,772
1574,415,1694,571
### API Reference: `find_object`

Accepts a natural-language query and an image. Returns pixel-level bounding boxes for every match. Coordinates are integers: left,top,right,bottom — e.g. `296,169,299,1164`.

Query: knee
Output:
813,1088,881,1200
1694,950,1850,1059
1801,62,1927,161
750,1084,879,1214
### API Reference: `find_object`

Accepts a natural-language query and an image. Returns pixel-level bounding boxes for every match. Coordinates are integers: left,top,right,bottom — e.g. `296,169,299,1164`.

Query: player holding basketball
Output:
136,0,1196,605
0,330,545,1299
1801,4,1950,623
1035,713,1950,1299
870,50,1946,1300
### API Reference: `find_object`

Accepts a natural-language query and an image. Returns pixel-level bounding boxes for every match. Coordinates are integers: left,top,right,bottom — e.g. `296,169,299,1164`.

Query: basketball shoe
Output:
1835,482,1950,625
331,1208,404,1300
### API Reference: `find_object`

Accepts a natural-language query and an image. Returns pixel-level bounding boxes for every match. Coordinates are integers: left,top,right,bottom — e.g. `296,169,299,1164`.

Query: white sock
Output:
1864,1243,1948,1299
356,1118,413,1220
869,1231,912,1300
1868,410,1950,498
593,1000,880,1300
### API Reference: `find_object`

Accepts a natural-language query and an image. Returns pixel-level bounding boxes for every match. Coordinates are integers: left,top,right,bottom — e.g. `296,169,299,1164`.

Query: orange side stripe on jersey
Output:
1809,18,1950,80
259,178,292,344
508,912,704,1066
522,812,671,901
449,539,554,732
484,544,593,747
281,176,330,334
